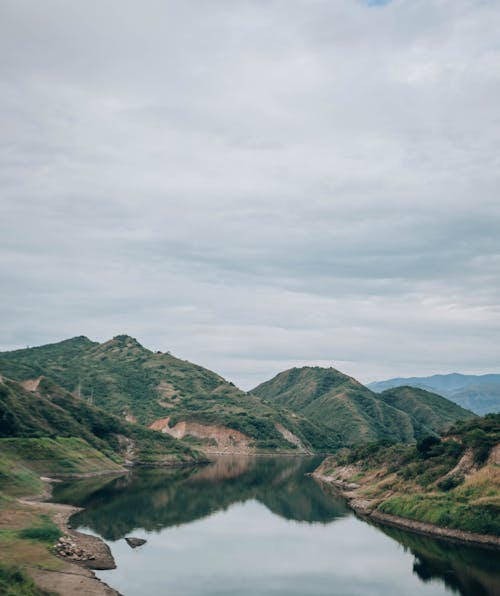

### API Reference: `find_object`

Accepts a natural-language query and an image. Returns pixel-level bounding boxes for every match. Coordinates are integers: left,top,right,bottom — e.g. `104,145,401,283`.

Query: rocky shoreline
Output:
19,476,122,596
313,473,500,550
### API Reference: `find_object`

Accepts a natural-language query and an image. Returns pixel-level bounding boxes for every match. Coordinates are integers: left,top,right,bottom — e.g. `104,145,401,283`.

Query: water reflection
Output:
52,456,348,540
52,456,500,596
375,525,500,596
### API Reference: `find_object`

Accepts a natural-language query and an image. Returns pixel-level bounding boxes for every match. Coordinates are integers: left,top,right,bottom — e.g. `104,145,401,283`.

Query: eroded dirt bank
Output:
149,417,312,455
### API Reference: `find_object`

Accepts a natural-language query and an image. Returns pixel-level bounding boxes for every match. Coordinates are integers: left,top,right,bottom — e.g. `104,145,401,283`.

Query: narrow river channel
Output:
52,456,500,596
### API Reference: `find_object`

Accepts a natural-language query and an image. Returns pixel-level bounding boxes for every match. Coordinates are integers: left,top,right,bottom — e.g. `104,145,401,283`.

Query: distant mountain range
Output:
0,336,477,455
368,373,500,415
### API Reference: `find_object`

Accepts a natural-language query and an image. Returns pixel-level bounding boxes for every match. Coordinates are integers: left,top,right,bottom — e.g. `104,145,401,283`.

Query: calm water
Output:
52,456,500,596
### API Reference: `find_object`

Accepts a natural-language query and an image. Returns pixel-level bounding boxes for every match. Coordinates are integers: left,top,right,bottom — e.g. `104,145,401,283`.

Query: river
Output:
51,456,500,596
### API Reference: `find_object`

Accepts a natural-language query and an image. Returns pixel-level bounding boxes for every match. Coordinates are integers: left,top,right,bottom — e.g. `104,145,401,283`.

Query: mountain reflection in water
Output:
52,456,500,596
377,525,500,596
53,456,347,539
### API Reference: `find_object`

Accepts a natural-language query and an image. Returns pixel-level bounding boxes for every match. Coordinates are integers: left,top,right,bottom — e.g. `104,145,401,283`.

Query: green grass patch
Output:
379,494,500,536
0,563,50,596
18,515,61,543
0,437,123,476
0,455,43,497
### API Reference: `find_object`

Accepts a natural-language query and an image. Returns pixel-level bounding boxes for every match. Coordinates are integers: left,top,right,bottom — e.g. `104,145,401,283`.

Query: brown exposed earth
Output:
20,377,43,392
274,423,310,453
29,566,120,596
149,417,310,455
149,417,256,454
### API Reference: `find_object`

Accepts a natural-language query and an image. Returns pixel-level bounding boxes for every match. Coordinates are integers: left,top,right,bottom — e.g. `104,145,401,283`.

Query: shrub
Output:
416,435,441,459
464,428,494,464
437,474,464,492
18,516,62,543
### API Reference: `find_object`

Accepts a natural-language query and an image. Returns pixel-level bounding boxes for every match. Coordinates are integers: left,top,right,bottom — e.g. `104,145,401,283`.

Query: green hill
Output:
314,414,500,537
1,337,476,454
378,386,475,434
0,375,200,469
252,367,476,447
0,337,338,453
252,366,416,445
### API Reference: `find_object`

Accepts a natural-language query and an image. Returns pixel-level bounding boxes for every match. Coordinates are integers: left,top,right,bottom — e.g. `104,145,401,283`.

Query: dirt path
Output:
29,565,120,596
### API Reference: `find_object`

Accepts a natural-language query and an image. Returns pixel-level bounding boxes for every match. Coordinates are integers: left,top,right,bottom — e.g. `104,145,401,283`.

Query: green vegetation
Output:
379,386,475,433
317,414,500,536
379,493,499,535
0,336,478,453
0,336,337,452
252,367,475,448
18,515,61,543
0,437,123,478
0,563,50,596
450,414,500,463
0,335,232,425
0,454,44,497
0,375,202,468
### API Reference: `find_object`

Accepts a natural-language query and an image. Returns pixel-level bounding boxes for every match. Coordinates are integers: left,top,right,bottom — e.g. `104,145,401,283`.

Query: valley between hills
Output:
0,334,498,595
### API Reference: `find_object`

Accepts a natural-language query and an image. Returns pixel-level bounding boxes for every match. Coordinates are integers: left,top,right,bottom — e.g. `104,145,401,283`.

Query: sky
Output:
1,0,499,389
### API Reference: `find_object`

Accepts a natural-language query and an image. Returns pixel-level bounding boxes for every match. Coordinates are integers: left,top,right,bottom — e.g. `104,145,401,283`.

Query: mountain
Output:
0,336,338,453
378,386,475,433
0,374,199,469
251,367,476,447
368,373,500,415
1,337,477,455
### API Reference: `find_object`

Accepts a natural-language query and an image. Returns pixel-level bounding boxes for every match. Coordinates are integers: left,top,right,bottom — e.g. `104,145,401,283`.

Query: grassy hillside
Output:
251,366,467,447
0,337,338,452
0,438,123,495
379,386,475,434
0,453,44,498
314,414,500,537
368,373,500,415
0,375,200,467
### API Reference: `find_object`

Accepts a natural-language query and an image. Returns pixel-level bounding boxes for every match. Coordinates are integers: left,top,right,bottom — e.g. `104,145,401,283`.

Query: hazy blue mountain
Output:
368,373,500,415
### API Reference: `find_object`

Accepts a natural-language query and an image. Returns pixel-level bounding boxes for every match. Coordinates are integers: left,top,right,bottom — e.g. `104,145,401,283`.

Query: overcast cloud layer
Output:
1,0,499,389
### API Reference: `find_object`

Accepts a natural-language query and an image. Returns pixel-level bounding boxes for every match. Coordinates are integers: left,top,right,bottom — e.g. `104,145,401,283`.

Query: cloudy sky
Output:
1,0,499,389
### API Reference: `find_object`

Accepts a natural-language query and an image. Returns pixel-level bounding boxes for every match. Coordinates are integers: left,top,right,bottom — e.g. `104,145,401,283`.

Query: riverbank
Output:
24,497,121,596
0,470,122,596
312,416,500,548
313,472,500,549
1,450,214,596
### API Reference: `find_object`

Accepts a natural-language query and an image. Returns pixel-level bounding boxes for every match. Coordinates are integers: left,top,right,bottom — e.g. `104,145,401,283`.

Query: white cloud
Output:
1,0,499,387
